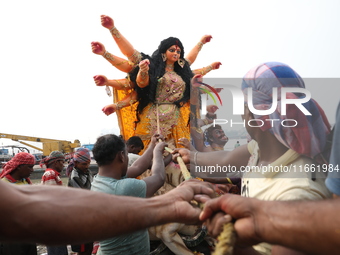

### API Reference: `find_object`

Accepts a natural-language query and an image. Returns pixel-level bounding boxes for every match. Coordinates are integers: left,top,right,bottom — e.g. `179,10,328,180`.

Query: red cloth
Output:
0,152,35,184
41,168,63,185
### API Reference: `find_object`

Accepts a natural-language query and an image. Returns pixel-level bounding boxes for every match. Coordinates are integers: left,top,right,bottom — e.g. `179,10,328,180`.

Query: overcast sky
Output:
1,0,339,150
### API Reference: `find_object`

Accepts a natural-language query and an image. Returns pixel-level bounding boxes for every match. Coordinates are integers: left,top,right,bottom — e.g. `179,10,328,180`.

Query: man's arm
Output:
142,142,167,197
126,145,154,178
199,194,340,255
173,144,250,178
127,134,161,178
0,179,213,245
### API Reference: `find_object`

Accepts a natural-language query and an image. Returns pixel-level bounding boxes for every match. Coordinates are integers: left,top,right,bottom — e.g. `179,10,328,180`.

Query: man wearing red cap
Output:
0,152,37,254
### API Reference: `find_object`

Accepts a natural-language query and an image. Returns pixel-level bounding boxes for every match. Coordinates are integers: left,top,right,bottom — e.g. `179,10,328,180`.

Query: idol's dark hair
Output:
92,134,125,166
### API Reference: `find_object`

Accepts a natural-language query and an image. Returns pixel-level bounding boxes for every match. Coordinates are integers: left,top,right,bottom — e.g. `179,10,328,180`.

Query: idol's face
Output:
166,45,181,63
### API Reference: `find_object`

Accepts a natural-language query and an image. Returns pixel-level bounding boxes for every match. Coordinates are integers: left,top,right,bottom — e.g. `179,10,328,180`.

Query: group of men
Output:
1,62,340,254
0,133,170,255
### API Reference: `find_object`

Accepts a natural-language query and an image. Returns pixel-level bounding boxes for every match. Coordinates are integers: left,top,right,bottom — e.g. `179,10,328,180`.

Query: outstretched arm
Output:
100,15,142,65
143,141,167,197
192,62,222,76
0,179,214,245
172,144,250,178
185,35,212,65
102,90,137,116
93,76,134,90
91,41,134,73
199,194,340,255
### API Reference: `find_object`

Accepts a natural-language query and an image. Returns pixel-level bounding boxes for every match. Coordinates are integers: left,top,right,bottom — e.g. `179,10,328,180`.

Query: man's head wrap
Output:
66,148,91,176
0,152,35,183
241,62,331,162
40,150,65,168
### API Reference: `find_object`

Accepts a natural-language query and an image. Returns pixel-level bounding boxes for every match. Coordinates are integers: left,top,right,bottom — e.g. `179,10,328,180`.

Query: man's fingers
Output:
199,195,227,221
205,212,230,237
194,194,211,203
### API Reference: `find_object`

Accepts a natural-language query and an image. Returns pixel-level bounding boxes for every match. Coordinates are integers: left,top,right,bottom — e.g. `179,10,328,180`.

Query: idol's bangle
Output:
102,51,115,62
129,99,137,106
205,65,213,75
197,41,204,51
206,65,213,72
115,101,128,110
199,65,212,76
139,70,149,79
109,26,120,38
128,50,142,65
115,79,128,90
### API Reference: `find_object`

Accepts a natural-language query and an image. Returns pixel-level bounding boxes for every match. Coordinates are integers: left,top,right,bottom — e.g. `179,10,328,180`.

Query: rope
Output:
156,102,235,254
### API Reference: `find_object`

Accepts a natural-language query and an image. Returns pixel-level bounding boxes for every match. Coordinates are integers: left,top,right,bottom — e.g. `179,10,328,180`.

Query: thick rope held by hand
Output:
164,146,191,180
212,223,236,255
156,103,235,254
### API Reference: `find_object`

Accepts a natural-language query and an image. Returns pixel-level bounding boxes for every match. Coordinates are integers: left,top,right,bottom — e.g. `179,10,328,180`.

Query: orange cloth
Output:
113,82,138,141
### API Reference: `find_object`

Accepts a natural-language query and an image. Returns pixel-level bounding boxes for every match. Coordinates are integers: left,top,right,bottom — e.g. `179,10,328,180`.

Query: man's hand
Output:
172,148,190,164
154,141,167,154
150,134,164,146
198,194,264,246
162,179,215,225
178,137,190,149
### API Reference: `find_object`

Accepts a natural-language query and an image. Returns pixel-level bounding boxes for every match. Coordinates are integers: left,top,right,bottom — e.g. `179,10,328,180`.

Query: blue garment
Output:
326,101,340,196
91,174,149,255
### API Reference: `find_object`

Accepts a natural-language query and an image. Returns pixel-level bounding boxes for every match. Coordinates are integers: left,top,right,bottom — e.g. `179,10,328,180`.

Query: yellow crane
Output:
0,133,81,156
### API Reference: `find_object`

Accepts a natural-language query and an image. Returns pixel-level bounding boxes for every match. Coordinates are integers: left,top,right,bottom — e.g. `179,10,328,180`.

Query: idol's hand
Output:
102,104,117,116
200,35,213,44
211,62,222,70
139,59,150,73
93,75,108,86
100,15,114,30
91,41,105,55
